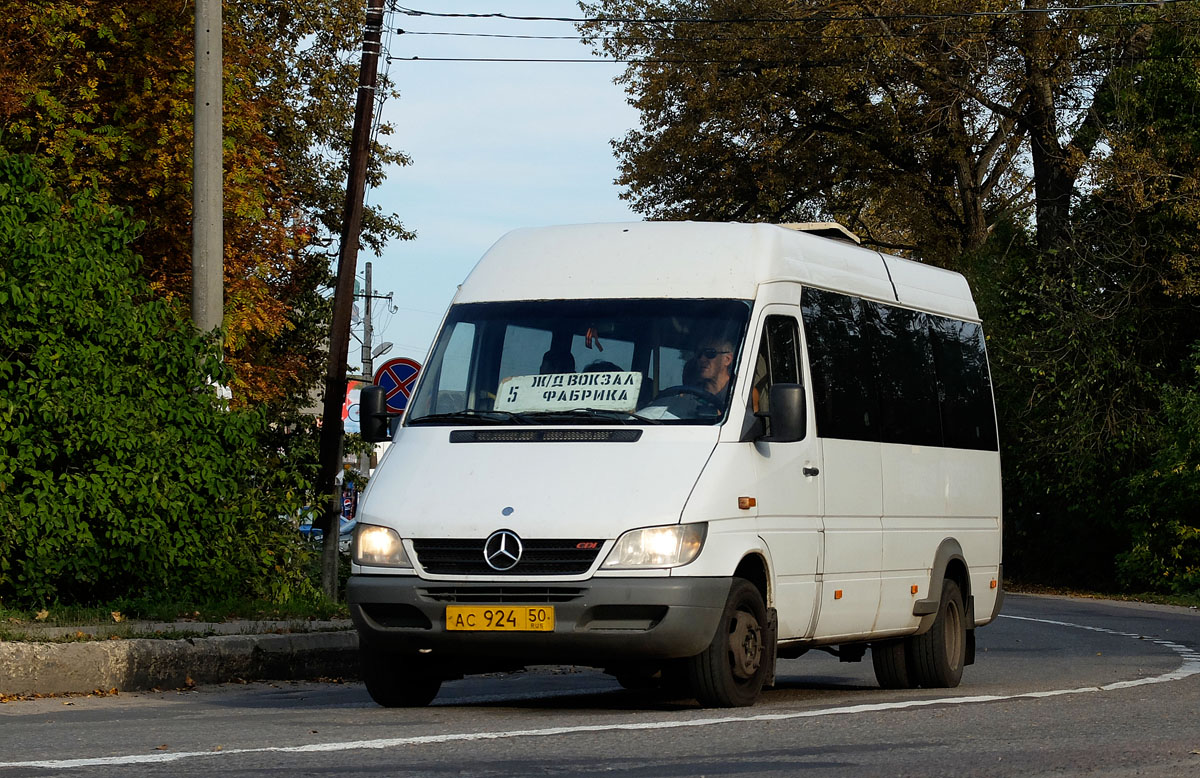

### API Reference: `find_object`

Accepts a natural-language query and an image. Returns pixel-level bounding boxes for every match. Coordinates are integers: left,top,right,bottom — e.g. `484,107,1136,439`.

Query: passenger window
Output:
930,317,998,451
802,289,880,442
803,287,998,450
868,303,941,447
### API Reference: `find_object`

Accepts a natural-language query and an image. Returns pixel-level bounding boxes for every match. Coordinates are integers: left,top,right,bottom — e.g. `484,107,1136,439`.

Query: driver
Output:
693,337,735,404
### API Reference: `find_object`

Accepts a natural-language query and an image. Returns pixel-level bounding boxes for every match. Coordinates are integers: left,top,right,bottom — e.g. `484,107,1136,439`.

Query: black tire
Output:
871,639,915,689
908,579,966,688
360,645,442,707
685,579,770,707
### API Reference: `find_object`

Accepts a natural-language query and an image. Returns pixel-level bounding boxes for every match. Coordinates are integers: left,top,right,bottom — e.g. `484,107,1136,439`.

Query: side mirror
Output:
760,383,806,443
360,385,392,443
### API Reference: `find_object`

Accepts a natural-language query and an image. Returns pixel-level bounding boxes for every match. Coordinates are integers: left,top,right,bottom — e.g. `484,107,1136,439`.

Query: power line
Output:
398,30,582,40
395,15,1192,44
392,1,1198,25
388,54,1200,66
389,56,635,63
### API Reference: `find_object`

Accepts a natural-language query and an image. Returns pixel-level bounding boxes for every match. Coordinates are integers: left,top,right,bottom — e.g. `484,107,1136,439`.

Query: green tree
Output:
936,18,1200,587
0,154,316,606
1116,350,1200,595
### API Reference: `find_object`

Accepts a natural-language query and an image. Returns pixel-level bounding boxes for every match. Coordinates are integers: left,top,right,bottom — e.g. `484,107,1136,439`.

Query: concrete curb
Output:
0,630,360,696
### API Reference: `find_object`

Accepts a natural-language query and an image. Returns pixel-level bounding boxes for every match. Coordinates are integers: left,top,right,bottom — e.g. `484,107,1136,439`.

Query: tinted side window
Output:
868,303,942,447
930,317,998,451
766,316,801,384
752,315,801,419
801,288,880,442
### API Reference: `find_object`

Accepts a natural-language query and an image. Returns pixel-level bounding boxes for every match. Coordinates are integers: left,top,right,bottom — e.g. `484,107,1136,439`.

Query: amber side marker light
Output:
990,579,998,589
738,496,756,510
911,585,920,595
834,589,844,600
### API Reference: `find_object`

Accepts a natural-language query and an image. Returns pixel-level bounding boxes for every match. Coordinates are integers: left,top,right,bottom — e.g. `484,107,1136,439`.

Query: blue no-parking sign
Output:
374,357,422,415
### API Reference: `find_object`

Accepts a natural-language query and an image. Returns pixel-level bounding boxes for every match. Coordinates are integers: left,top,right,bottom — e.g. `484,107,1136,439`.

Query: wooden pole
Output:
315,0,388,598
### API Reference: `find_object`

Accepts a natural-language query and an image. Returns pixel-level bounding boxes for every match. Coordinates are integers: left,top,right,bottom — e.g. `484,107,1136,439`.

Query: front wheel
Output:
684,579,770,707
907,579,966,688
360,645,443,707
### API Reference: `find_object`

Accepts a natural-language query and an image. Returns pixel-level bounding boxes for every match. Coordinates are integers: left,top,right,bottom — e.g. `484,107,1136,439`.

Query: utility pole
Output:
356,262,393,479
359,262,375,479
192,0,223,334
315,0,387,598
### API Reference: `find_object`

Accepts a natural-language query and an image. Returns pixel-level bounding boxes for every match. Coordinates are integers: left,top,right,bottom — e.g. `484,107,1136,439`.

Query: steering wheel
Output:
650,385,721,408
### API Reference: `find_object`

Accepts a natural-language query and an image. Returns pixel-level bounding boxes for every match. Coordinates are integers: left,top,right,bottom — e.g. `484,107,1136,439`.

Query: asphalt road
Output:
1,594,1198,777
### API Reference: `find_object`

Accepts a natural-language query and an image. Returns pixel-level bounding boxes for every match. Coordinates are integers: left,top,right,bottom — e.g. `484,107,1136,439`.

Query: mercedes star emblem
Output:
483,529,523,571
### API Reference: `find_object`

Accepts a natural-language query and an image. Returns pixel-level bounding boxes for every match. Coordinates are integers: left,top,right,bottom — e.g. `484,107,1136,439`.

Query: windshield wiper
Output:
407,409,533,426
519,408,663,425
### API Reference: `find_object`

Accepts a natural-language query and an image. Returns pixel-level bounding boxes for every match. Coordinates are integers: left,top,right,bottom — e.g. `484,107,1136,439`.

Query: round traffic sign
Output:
374,357,422,414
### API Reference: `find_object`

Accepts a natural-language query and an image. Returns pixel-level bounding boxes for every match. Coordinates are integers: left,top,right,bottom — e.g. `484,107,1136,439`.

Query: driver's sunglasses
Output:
696,348,731,359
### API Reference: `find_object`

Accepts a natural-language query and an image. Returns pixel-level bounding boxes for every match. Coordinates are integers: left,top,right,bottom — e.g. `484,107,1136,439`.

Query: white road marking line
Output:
4,614,1197,770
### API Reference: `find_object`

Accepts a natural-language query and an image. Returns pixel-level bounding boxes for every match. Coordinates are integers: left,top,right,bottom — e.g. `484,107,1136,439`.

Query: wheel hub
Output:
728,611,762,679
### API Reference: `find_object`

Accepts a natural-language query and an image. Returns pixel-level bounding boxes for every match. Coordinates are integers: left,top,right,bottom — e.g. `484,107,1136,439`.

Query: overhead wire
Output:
395,15,1191,44
391,0,1199,24
386,54,1200,66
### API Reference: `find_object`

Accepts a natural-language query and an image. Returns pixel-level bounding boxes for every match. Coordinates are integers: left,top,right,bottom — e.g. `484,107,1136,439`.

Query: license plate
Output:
445,605,555,632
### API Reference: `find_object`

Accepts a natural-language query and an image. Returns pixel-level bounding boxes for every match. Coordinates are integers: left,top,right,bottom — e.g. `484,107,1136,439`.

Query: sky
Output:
358,2,640,373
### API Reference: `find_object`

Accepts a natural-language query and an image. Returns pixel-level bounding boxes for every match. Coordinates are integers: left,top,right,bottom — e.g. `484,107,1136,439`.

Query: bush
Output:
0,154,318,607
1117,350,1200,595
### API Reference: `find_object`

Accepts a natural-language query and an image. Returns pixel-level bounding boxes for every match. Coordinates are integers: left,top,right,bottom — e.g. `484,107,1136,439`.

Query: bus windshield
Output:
407,299,752,426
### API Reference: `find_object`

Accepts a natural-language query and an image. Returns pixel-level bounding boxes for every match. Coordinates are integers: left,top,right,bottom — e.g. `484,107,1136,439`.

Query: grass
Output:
0,595,349,630
1007,580,1200,609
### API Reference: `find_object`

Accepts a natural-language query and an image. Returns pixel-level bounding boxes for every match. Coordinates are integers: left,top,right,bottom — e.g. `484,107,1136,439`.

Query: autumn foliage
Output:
1,0,408,405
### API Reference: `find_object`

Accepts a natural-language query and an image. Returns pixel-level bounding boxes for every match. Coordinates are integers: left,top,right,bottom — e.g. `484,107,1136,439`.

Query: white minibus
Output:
351,221,1003,707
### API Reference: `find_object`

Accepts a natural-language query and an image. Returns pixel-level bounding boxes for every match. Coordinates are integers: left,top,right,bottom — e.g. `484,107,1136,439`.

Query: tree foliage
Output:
0,0,411,405
1117,349,1200,595
0,154,319,606
584,0,1200,590
581,0,1196,265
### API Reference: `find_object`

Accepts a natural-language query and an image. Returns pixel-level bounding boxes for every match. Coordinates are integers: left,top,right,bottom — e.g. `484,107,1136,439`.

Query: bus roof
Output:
454,222,979,322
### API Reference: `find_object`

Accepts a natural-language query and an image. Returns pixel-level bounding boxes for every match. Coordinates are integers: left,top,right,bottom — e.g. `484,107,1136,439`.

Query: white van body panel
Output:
358,426,719,576
454,222,978,321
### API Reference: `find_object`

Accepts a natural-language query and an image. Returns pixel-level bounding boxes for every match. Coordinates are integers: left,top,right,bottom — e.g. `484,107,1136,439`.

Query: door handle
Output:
803,466,820,477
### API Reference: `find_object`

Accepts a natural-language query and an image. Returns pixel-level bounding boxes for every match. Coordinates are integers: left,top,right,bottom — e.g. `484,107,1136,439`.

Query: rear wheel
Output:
360,645,443,707
871,639,915,689
908,579,966,688
685,579,770,707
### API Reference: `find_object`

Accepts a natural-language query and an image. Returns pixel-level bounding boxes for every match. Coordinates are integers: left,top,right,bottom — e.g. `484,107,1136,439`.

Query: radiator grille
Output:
411,538,602,575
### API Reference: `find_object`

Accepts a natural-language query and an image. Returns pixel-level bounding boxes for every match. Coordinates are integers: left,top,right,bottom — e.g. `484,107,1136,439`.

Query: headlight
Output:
602,523,707,569
353,524,412,568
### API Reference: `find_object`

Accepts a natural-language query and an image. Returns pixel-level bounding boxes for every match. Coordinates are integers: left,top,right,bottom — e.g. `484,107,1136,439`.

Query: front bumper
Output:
347,575,731,667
